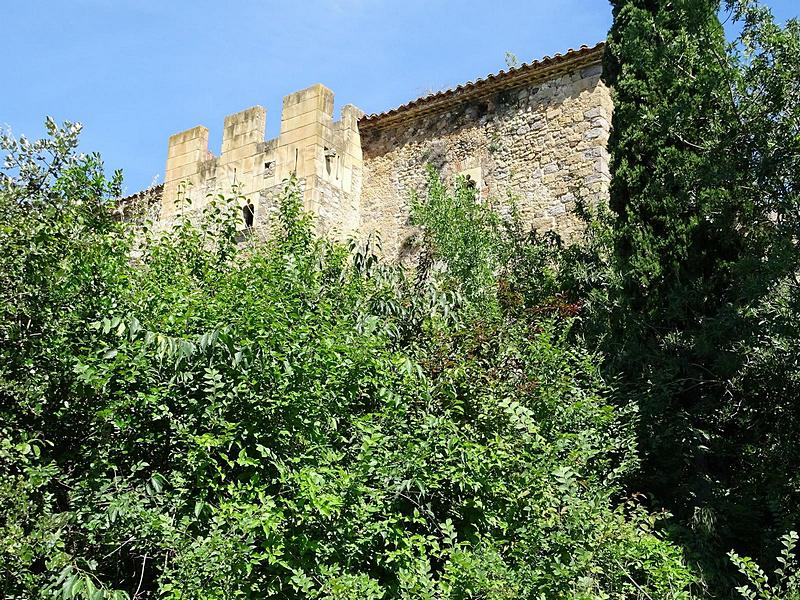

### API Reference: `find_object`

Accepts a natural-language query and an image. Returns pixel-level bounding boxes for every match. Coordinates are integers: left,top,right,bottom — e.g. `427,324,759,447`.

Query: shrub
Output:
0,125,696,598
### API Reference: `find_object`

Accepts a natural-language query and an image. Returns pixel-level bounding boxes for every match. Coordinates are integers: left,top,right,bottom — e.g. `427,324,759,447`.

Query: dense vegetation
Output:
0,0,797,598
599,0,800,594
1,127,695,597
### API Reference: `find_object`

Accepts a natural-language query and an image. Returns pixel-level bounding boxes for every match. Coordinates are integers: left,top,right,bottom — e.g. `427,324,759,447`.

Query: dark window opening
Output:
476,101,489,118
324,147,336,176
242,202,255,228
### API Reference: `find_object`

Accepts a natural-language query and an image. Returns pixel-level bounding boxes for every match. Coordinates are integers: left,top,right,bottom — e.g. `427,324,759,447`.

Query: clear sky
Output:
2,0,797,194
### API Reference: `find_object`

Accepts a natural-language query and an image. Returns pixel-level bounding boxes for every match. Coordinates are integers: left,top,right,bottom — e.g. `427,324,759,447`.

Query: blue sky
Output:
2,0,797,194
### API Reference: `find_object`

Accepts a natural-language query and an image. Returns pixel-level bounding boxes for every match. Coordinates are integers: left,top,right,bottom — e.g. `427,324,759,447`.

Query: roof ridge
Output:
359,41,605,128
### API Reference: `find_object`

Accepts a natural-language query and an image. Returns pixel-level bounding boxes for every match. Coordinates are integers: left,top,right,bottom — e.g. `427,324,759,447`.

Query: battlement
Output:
150,43,611,257
161,84,364,237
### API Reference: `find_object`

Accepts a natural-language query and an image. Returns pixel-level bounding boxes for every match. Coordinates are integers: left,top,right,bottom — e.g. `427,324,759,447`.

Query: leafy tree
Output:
0,125,696,598
602,0,800,591
729,531,800,600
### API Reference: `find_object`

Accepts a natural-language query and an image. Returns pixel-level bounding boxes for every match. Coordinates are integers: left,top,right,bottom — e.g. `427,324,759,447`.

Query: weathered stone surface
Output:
359,65,612,256
159,84,363,241
151,47,612,260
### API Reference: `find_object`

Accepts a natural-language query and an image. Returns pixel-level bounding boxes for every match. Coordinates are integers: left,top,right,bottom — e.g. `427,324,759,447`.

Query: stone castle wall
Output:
359,58,611,259
160,84,364,239
146,43,611,258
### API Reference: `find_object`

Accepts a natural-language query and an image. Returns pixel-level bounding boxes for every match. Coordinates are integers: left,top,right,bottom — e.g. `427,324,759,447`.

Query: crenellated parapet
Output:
161,84,364,238
144,43,611,258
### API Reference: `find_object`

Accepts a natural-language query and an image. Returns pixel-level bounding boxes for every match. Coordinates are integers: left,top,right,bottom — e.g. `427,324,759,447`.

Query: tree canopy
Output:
1,1,799,598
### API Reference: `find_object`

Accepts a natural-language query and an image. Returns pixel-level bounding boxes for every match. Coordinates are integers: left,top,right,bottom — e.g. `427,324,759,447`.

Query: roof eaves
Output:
359,42,605,130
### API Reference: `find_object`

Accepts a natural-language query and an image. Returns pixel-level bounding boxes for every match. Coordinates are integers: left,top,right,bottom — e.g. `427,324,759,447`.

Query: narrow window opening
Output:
242,202,255,228
324,147,336,176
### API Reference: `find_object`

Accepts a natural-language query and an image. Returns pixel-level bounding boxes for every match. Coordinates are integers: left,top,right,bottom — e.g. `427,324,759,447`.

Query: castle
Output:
139,42,611,259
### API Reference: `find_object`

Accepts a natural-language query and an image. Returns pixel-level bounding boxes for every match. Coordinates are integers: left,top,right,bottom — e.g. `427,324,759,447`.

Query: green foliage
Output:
5,2,796,595
411,169,502,309
729,532,800,599
601,0,800,593
0,124,696,598
504,52,520,69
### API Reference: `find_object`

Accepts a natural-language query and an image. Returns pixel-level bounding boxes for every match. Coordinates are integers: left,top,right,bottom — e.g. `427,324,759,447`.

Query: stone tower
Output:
136,43,611,258
161,84,364,239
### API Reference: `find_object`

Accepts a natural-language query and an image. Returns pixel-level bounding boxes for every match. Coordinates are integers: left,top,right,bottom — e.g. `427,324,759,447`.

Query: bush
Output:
0,126,696,598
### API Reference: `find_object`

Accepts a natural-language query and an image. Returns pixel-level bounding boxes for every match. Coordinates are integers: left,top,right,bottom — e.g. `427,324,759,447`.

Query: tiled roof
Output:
359,42,605,129
115,183,163,219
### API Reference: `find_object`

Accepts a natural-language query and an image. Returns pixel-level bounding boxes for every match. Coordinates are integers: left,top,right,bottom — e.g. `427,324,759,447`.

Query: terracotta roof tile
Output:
359,42,605,129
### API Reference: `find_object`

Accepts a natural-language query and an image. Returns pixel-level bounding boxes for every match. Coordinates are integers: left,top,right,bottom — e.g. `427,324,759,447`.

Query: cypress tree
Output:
604,0,739,326
601,0,800,587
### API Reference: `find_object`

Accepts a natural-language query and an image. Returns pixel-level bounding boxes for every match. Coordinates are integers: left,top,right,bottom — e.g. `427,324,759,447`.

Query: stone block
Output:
584,173,606,185
532,216,555,231
281,84,334,124
219,143,260,165
279,125,321,146
168,125,208,145
171,146,208,166
580,64,603,78
340,104,365,130
585,127,605,140
583,107,606,120
167,126,209,162
165,163,202,182
221,106,266,154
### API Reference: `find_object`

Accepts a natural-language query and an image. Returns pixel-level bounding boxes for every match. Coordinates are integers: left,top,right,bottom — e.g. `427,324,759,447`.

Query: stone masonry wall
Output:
148,46,611,262
160,84,363,240
358,61,612,261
